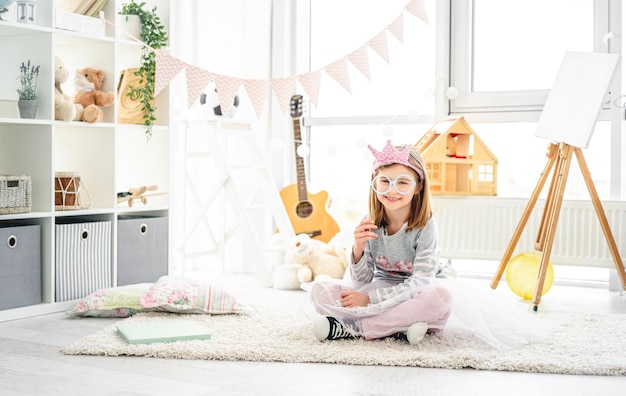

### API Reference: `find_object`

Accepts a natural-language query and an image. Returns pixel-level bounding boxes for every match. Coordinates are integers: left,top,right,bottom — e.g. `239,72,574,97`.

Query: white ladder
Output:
180,119,295,286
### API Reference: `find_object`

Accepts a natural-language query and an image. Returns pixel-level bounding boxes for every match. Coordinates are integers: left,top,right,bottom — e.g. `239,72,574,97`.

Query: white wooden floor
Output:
1,274,625,396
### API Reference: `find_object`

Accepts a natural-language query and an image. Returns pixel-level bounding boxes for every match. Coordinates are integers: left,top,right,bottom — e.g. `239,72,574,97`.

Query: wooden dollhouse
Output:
414,116,498,195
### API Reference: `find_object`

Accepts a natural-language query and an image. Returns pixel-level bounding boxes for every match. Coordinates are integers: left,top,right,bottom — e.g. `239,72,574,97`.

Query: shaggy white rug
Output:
62,303,626,376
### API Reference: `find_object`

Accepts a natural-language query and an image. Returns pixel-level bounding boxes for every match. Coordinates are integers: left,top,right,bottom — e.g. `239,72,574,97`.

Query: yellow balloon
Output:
505,252,554,300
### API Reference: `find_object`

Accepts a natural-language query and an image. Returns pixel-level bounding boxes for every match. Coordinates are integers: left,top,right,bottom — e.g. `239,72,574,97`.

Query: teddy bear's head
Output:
291,234,323,260
55,56,70,89
75,67,107,91
279,233,347,286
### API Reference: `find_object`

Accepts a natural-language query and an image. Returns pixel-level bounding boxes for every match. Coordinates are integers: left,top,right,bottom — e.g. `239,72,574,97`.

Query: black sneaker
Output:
313,316,357,341
389,332,408,342
388,322,429,345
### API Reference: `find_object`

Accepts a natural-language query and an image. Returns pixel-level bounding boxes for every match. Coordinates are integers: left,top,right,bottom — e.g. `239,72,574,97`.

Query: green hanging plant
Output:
119,1,168,140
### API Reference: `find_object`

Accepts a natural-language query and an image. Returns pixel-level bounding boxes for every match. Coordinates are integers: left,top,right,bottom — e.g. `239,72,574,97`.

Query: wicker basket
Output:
0,175,32,214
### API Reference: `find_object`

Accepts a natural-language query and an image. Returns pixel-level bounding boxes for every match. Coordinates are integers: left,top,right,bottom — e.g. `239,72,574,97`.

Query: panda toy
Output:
199,88,239,117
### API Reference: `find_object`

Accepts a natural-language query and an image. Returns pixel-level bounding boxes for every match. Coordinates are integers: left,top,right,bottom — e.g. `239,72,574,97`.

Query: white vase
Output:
116,14,141,40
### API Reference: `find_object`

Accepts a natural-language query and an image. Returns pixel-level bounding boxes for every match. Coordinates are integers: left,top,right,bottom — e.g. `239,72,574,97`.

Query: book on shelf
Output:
74,0,97,15
86,0,109,17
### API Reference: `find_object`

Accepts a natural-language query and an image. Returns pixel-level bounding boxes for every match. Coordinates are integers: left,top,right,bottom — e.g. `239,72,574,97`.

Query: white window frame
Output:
291,0,622,198
449,0,613,122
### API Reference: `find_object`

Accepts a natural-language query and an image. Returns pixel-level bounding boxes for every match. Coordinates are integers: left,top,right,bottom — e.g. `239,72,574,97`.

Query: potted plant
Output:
118,1,168,140
16,59,40,119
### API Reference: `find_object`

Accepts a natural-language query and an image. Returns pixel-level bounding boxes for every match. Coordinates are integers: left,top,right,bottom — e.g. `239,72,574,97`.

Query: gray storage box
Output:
117,216,168,286
0,224,41,310
55,220,111,302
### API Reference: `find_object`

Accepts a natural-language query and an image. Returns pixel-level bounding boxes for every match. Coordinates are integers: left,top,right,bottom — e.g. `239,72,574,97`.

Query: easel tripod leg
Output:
490,143,558,290
574,148,626,290
532,144,574,310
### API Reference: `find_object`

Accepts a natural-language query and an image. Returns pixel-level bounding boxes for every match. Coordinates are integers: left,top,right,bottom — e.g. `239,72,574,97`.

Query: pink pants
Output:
312,283,452,340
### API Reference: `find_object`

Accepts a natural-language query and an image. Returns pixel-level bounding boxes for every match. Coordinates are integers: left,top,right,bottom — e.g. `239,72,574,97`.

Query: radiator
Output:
432,196,626,268
55,221,111,302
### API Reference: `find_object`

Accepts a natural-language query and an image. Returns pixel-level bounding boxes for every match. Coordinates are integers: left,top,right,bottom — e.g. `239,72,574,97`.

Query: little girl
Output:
310,140,453,344
309,140,548,348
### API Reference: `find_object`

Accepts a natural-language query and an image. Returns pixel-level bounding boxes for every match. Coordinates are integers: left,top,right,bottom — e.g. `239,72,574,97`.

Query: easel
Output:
490,142,626,310
490,51,625,311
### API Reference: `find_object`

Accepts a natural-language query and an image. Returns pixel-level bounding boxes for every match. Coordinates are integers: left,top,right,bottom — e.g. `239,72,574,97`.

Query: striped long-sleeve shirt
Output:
351,217,440,304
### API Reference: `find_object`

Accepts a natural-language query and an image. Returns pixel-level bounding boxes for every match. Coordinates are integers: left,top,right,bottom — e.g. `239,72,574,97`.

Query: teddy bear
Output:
73,67,115,123
54,56,82,122
272,234,348,290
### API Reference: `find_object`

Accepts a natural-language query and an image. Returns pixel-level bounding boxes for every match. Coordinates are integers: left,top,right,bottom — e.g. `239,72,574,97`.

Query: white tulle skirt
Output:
303,277,549,350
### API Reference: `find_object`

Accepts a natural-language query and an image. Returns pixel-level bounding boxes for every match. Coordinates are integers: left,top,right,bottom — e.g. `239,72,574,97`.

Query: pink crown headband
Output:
367,140,424,181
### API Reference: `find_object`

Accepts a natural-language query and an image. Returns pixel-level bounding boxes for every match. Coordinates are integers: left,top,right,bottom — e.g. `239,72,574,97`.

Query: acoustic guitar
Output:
279,95,340,243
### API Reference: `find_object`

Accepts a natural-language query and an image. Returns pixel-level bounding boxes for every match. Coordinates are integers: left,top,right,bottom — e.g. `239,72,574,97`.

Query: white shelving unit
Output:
0,0,173,322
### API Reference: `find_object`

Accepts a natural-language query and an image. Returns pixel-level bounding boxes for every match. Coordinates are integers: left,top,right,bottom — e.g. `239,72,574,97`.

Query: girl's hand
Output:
352,219,378,262
340,290,370,308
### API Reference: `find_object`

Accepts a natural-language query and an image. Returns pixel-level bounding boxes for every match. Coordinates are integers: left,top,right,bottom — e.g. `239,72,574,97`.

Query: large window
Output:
305,1,622,234
450,0,605,117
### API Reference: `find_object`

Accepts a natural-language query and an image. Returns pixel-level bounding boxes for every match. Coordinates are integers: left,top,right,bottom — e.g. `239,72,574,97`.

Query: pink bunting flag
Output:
325,59,351,95
185,65,214,107
347,45,371,81
387,14,404,44
270,77,296,115
297,71,321,108
405,0,429,24
369,31,390,64
150,3,426,114
155,50,185,97
215,75,242,116
243,79,270,119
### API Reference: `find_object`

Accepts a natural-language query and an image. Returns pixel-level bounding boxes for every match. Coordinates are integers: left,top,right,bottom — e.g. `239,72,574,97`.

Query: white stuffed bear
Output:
273,234,348,289
54,56,82,121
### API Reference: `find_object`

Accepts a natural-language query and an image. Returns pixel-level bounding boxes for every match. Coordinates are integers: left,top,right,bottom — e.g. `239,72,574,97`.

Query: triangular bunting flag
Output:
151,2,426,114
347,45,371,81
243,79,270,119
325,59,351,95
369,31,390,64
270,76,296,115
155,50,185,97
215,75,242,116
405,0,429,24
185,65,214,107
297,71,321,108
387,14,404,44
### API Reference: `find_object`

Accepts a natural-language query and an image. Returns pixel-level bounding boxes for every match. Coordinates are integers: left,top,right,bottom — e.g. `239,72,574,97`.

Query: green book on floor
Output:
116,321,211,344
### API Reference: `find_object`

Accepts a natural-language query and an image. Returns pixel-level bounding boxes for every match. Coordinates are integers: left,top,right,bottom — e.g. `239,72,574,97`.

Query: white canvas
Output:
535,51,619,149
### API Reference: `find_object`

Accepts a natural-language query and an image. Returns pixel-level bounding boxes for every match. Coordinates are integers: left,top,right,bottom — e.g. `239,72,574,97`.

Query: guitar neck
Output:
292,117,308,202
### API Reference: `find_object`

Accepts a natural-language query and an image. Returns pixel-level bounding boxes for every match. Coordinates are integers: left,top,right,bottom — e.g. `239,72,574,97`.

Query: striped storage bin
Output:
55,220,111,302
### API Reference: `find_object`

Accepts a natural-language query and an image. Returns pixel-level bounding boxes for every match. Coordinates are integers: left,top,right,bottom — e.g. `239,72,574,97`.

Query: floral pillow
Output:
140,276,251,314
68,283,153,318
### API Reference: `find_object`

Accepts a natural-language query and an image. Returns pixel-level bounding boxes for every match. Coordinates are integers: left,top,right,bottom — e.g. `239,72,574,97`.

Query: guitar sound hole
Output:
296,201,313,218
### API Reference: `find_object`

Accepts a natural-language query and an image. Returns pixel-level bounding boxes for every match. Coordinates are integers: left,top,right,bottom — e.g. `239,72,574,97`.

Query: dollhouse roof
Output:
416,116,498,163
